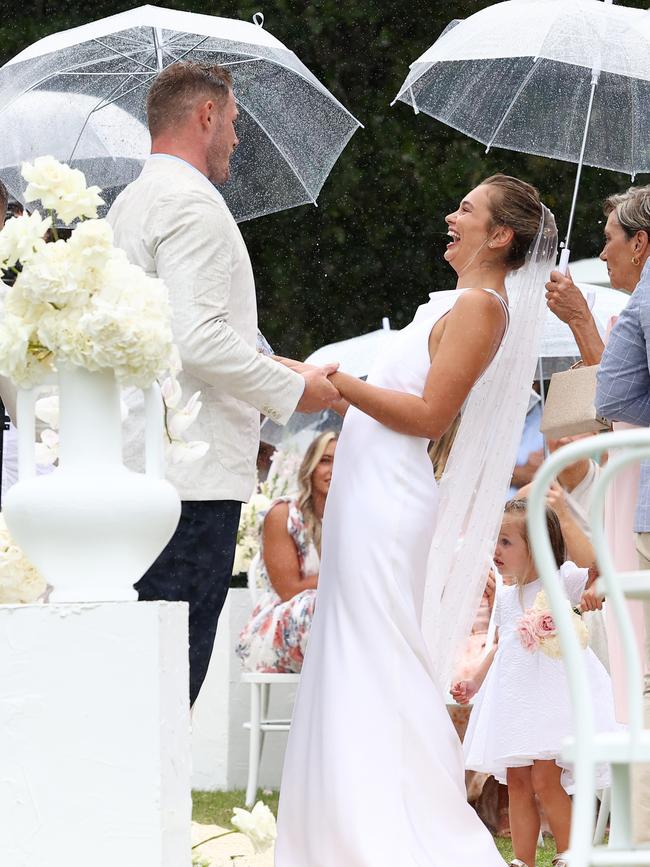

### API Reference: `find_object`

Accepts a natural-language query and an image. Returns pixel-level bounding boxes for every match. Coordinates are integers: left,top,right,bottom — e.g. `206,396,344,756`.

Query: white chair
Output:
528,430,650,866
241,552,300,807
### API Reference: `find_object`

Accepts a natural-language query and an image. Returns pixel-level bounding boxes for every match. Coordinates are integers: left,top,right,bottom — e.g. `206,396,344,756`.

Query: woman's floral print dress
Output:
236,498,319,673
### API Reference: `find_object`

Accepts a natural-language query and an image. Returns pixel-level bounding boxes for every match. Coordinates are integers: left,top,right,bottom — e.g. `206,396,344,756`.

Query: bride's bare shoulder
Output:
433,289,505,338
450,287,505,317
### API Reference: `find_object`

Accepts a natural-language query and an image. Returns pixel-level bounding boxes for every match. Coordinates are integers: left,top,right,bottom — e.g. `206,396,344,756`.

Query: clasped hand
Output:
274,355,343,413
450,679,478,705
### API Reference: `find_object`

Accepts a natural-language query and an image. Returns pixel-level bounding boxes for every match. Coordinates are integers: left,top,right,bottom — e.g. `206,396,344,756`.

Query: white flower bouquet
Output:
0,156,209,463
0,156,174,389
517,589,588,660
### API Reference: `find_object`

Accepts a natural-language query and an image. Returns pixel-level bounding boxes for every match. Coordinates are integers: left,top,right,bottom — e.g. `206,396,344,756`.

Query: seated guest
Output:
236,432,337,672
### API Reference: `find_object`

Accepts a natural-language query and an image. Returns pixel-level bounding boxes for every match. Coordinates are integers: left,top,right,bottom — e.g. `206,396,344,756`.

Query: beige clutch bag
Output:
540,363,612,440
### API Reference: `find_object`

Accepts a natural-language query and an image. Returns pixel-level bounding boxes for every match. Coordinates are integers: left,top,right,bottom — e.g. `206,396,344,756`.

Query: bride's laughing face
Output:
444,185,495,273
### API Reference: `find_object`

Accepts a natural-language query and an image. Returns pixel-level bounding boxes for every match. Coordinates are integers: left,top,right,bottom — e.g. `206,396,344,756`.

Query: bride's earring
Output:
633,255,641,265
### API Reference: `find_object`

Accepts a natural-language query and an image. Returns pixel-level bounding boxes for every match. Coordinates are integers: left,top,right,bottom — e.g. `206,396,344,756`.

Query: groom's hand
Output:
297,363,341,413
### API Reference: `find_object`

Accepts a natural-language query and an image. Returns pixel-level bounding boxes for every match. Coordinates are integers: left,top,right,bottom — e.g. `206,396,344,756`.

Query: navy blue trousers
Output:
136,500,240,705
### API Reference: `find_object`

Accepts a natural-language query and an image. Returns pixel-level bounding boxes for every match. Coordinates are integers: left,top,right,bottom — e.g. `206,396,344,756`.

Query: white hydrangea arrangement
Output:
0,514,46,603
0,156,209,464
0,156,174,389
0,157,210,595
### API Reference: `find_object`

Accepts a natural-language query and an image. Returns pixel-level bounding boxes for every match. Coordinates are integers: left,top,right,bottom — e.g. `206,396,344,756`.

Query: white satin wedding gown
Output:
275,290,507,867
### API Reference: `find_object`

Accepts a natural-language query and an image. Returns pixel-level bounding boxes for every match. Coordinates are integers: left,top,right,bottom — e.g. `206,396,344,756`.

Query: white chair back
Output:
528,429,650,866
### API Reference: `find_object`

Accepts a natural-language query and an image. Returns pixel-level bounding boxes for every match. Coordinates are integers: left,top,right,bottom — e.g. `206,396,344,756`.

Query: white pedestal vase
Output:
2,365,181,602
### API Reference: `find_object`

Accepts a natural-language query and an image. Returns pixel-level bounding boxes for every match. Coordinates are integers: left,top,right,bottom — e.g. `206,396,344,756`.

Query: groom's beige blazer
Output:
107,155,304,502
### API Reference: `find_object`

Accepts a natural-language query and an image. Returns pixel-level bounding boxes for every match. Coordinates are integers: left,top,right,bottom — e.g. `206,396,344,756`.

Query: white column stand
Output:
0,600,191,867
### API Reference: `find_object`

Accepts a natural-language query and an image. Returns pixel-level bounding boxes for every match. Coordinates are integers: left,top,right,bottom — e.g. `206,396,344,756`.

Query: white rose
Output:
23,155,76,205
57,184,104,224
22,156,104,224
231,801,277,854
0,211,51,269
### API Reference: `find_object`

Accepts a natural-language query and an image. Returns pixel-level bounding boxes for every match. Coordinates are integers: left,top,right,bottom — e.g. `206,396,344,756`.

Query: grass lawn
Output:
192,790,558,865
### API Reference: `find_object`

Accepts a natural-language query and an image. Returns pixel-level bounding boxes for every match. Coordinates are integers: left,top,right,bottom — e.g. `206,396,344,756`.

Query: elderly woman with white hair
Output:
545,185,650,723
236,431,337,673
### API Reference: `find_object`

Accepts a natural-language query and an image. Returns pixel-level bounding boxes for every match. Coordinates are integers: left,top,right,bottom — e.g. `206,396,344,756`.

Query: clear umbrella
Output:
303,317,397,377
393,0,650,271
0,4,361,221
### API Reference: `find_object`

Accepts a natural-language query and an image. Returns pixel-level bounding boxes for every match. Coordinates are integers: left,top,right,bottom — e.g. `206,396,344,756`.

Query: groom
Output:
108,61,339,705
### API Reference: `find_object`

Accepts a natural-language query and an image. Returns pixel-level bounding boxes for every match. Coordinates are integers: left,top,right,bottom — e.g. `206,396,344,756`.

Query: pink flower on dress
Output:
532,611,557,638
517,612,539,652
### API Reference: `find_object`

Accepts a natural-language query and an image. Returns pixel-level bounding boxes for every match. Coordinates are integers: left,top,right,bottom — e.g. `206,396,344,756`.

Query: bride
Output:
275,174,557,866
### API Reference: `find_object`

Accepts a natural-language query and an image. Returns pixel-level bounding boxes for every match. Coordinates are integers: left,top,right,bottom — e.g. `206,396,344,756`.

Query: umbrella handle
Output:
558,247,571,276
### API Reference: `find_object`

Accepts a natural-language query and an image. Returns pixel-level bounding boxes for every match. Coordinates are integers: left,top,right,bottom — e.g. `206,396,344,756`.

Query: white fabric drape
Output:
423,206,558,690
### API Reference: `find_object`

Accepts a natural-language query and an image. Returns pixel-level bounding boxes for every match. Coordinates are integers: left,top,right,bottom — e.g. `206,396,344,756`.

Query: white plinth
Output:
0,601,191,867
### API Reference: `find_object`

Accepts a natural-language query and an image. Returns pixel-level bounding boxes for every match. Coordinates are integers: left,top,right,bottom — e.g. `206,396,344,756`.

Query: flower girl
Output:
452,499,619,867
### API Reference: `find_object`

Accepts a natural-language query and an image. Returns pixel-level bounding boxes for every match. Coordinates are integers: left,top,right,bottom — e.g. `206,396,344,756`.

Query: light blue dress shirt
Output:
596,260,650,531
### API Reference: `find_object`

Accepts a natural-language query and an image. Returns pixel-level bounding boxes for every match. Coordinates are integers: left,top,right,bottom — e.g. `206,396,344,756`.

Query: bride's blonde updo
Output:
481,174,543,271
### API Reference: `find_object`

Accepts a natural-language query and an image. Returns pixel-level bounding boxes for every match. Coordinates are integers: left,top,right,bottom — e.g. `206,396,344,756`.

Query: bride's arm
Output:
330,290,506,440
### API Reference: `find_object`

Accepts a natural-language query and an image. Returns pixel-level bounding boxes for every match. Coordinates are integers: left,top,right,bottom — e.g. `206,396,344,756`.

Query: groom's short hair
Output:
147,61,233,137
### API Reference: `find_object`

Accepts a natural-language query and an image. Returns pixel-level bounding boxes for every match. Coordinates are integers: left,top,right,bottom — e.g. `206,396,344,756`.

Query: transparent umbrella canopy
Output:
0,4,362,221
303,319,398,378
393,0,650,270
